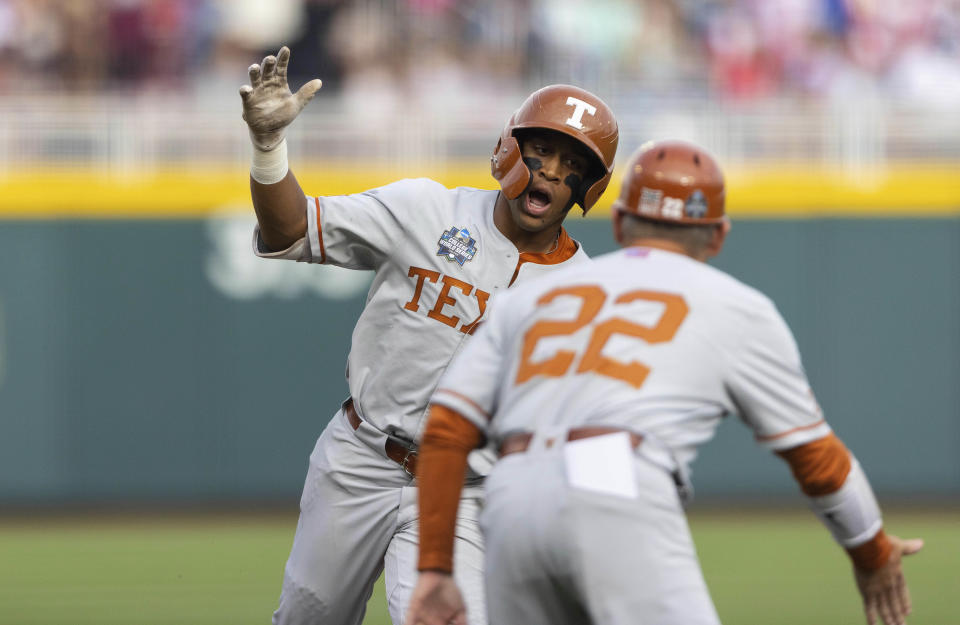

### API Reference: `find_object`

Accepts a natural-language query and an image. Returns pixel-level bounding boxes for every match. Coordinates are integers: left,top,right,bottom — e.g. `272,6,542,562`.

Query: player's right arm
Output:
776,436,923,625
239,46,322,251
405,404,481,625
415,293,515,574
727,294,922,625
406,299,512,625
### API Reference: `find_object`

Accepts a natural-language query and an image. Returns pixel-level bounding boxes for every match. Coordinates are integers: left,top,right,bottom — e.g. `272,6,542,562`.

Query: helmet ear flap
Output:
490,135,530,200
581,177,609,215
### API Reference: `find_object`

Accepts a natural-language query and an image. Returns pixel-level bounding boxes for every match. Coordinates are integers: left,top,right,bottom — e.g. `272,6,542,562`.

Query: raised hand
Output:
239,46,322,151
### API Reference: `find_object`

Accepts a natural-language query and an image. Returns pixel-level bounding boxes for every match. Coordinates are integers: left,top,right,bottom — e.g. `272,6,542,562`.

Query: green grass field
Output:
0,508,955,625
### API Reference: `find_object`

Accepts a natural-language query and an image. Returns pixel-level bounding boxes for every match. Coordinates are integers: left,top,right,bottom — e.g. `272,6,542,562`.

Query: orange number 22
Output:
515,286,688,389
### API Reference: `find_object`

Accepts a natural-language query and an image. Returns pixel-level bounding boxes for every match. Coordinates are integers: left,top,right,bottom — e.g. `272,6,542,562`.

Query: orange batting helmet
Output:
613,140,725,224
491,84,619,214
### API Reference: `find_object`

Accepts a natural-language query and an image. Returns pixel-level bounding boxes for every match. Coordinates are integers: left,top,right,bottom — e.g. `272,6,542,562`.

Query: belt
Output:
344,399,418,477
499,427,643,458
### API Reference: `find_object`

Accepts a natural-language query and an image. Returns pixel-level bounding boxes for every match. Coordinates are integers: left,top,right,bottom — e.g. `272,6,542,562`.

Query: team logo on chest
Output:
437,227,478,266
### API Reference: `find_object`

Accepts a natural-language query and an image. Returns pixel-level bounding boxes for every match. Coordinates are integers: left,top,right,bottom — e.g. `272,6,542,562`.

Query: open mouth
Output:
524,188,553,215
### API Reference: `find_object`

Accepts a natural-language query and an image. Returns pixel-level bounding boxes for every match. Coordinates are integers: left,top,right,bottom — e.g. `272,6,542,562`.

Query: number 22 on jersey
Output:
515,285,689,389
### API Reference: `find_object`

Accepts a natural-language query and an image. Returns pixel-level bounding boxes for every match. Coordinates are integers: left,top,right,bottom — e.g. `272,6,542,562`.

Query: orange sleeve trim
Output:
847,529,894,571
435,388,492,421
417,405,484,573
314,196,327,264
775,433,852,497
756,418,826,442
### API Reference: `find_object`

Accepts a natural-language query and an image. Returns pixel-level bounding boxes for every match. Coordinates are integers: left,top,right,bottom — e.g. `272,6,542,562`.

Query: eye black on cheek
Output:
523,156,543,172
563,173,584,208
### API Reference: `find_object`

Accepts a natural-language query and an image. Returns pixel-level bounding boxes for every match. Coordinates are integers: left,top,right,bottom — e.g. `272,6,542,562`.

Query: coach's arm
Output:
777,434,923,625
405,405,485,625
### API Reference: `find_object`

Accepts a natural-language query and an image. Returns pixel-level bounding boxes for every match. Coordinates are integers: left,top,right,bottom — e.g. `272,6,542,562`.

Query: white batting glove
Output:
239,46,322,152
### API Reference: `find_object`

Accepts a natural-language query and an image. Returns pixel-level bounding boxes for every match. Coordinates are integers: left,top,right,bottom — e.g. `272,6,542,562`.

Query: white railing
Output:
0,94,955,177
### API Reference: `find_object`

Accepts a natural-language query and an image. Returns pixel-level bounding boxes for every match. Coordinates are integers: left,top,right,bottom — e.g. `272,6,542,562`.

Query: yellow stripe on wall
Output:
0,162,957,219
723,163,960,217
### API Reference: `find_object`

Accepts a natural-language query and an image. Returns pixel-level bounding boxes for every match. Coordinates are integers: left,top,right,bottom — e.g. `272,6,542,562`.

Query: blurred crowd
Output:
0,0,957,107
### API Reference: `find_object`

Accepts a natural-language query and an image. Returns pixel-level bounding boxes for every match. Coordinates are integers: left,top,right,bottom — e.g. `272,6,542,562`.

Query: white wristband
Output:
250,138,289,185
809,457,883,547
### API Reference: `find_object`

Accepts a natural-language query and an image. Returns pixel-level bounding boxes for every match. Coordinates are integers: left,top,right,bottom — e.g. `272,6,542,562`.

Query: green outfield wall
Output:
0,216,957,504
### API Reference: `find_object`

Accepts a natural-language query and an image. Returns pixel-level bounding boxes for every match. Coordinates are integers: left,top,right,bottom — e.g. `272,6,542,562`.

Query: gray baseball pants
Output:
480,436,721,625
272,405,487,625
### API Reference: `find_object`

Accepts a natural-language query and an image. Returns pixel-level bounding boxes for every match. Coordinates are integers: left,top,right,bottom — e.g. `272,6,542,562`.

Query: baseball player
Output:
238,46,619,625
407,140,923,625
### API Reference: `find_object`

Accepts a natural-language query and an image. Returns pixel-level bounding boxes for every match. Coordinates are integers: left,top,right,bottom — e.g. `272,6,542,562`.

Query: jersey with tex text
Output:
253,177,588,442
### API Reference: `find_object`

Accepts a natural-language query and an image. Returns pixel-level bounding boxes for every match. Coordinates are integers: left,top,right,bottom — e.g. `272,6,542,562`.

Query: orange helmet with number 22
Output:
613,140,725,224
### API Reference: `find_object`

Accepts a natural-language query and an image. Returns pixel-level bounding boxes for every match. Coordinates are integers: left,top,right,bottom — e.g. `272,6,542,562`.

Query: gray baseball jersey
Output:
256,177,588,441
253,177,588,625
431,245,830,625
434,245,828,466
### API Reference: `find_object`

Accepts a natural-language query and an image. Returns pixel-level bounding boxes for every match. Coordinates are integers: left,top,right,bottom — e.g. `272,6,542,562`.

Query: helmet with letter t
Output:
491,85,619,214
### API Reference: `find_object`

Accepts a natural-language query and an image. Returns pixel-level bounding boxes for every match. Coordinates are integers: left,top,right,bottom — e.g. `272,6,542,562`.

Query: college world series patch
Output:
437,227,478,266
